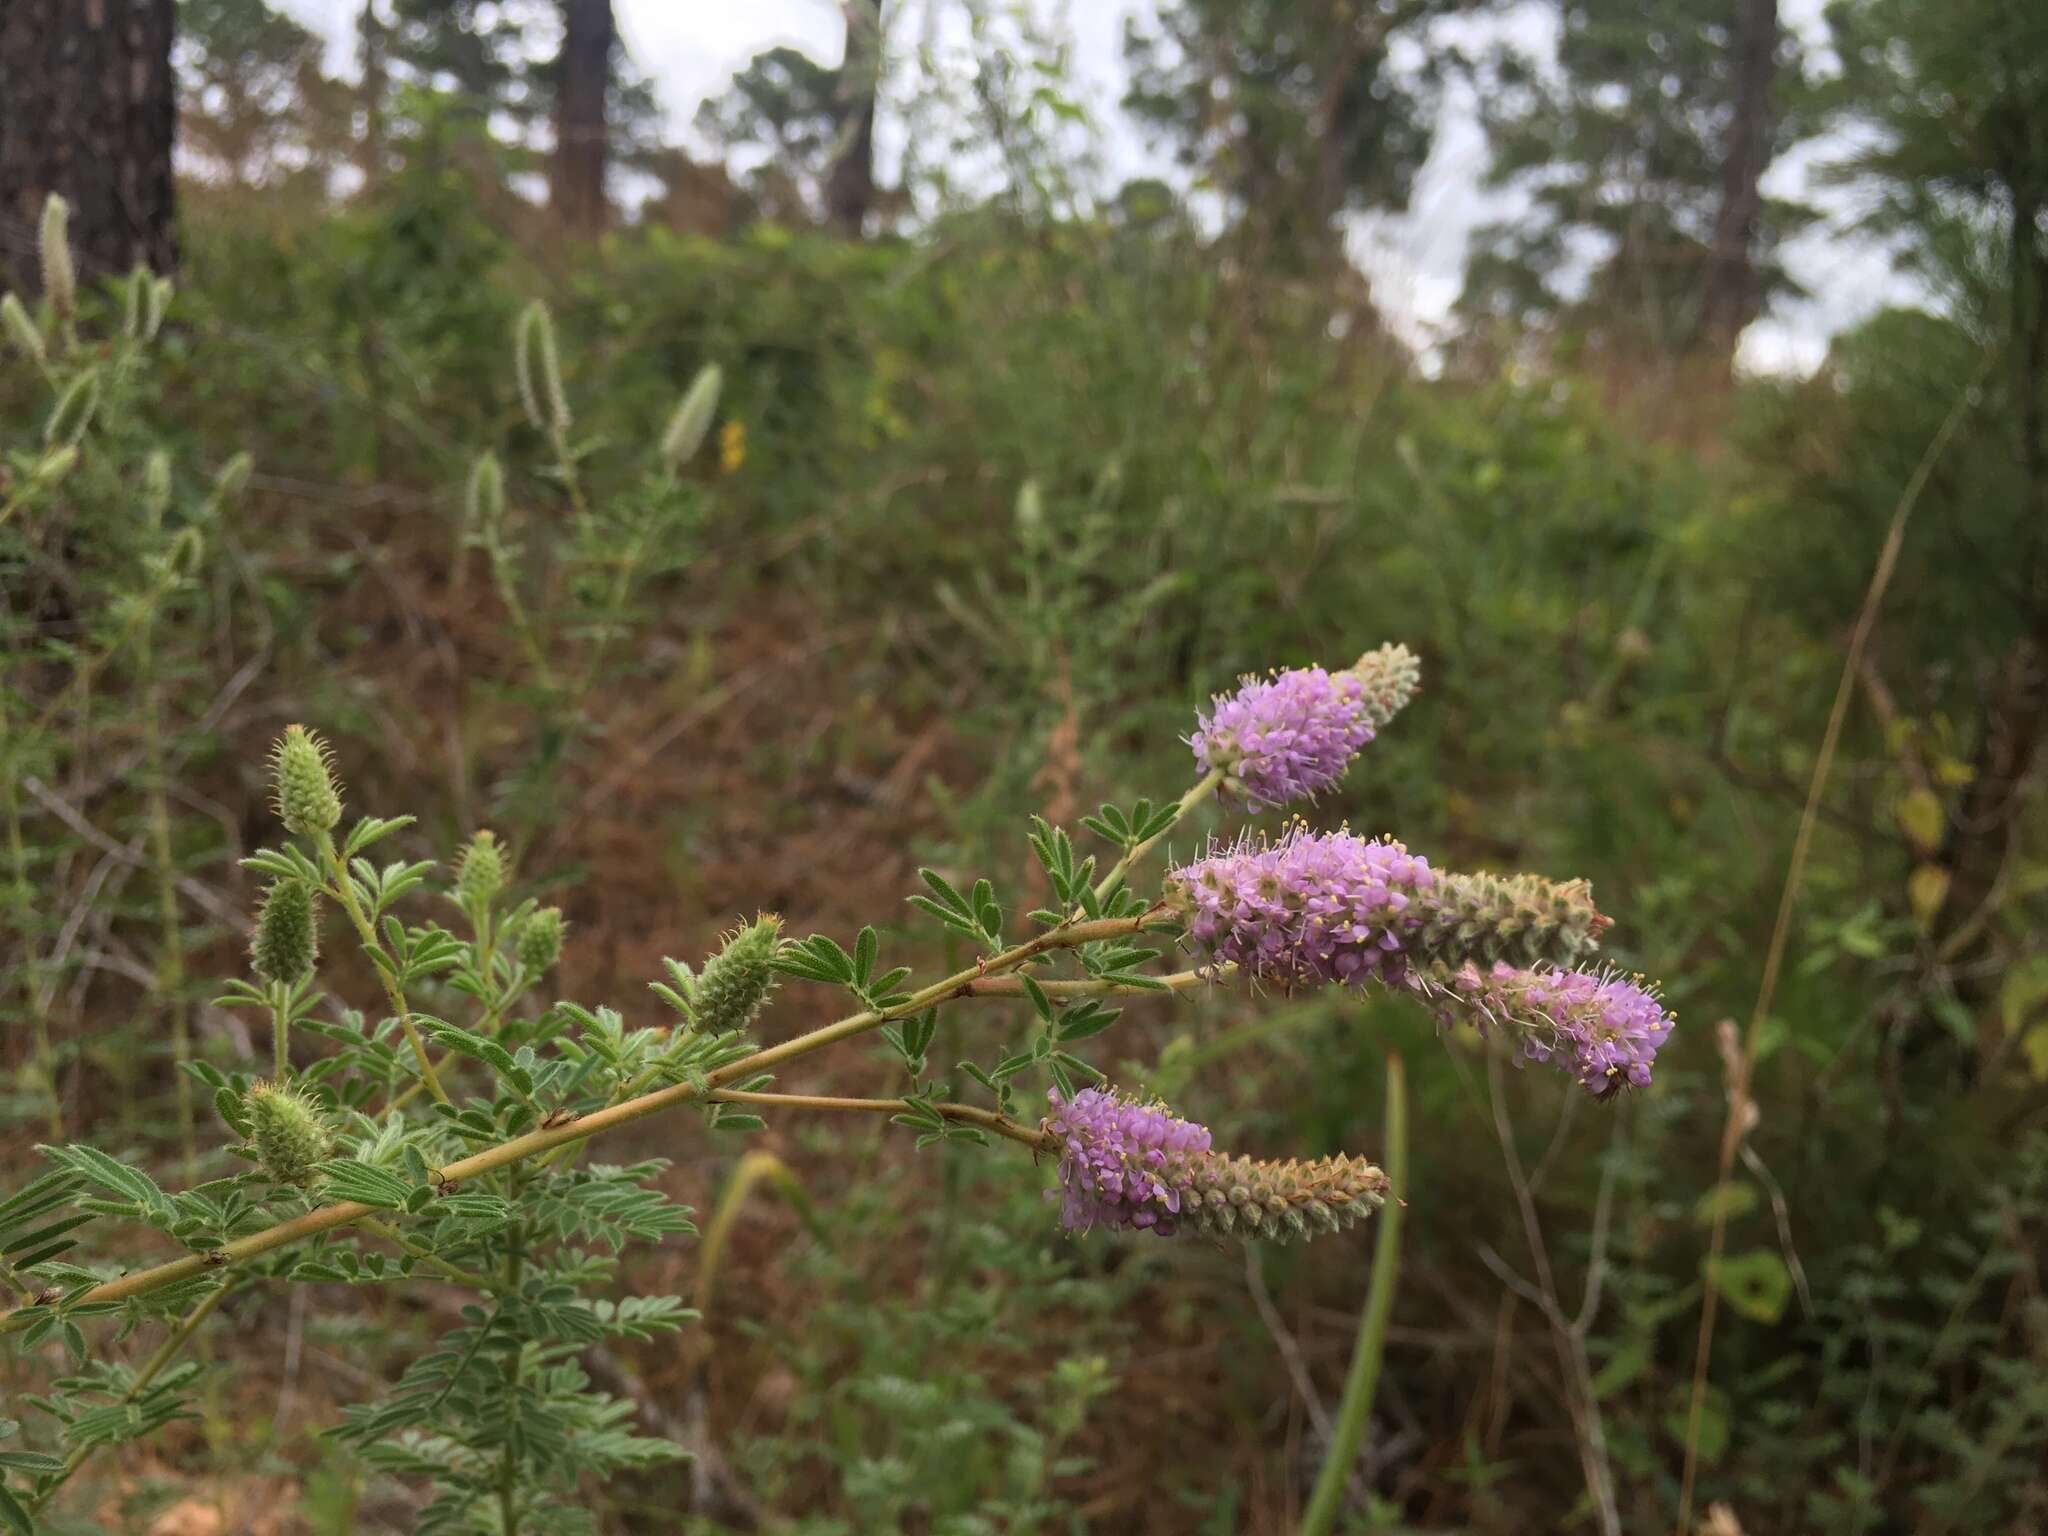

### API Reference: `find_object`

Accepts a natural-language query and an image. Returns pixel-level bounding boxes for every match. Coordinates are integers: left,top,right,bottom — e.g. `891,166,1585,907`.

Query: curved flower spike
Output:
1433,962,1675,1099
1046,1088,1388,1245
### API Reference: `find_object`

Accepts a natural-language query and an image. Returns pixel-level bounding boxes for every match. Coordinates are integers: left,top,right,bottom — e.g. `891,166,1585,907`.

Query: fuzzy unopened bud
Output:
466,451,504,538
211,452,253,505
123,265,148,338
514,301,570,434
32,445,77,486
252,879,319,984
143,451,172,522
517,906,565,975
1348,643,1421,729
143,276,172,341
1,293,44,362
269,725,343,837
689,914,783,1035
244,1080,332,1187
660,364,722,468
38,195,75,322
43,368,99,447
454,830,508,911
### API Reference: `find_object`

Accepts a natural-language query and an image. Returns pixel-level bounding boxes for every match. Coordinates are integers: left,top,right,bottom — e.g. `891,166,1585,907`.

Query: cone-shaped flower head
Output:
1414,871,1610,972
245,1080,332,1187
455,829,508,912
517,906,565,975
690,914,783,1035
1165,829,1439,988
269,725,342,837
1191,665,1375,809
1045,1088,1386,1244
251,879,318,985
1439,962,1675,1098
1350,642,1422,729
1168,831,1619,988
39,194,75,322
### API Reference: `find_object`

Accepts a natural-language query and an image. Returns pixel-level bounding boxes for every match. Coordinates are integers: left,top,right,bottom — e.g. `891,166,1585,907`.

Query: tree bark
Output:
823,0,881,236
1701,0,1779,362
551,0,613,235
0,0,178,295
357,0,389,190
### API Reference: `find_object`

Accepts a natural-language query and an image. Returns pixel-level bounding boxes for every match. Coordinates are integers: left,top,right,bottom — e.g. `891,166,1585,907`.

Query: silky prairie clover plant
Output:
0,645,1673,1528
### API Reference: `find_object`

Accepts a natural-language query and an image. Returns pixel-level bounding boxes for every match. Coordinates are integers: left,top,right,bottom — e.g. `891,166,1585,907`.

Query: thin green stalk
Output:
358,1218,493,1289
1299,1055,1407,1536
2,733,60,1137
27,1278,239,1514
497,1217,526,1536
271,981,291,1082
314,829,449,1105
1091,767,1223,905
1,913,1156,1331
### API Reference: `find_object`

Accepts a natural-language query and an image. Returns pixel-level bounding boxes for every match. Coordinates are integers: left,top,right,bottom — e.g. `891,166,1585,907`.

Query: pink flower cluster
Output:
1191,666,1376,809
1442,963,1675,1099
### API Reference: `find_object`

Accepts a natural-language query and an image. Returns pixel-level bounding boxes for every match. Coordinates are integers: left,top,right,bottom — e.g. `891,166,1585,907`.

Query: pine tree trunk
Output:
1701,0,1778,362
552,0,613,235
0,0,178,295
357,0,389,190
823,0,881,236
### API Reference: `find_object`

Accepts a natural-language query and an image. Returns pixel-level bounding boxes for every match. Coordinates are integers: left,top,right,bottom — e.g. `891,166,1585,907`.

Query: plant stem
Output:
358,1218,493,1289
271,981,291,1082
2,729,61,1138
1,913,1158,1331
707,1089,1052,1150
497,1218,525,1536
1091,768,1223,904
27,1278,238,1513
1299,1054,1407,1536
315,829,449,1105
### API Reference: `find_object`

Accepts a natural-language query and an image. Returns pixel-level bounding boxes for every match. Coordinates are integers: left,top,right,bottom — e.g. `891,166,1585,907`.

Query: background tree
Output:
1459,0,1814,365
176,0,347,195
0,0,178,291
1122,0,1458,273
697,39,877,229
551,0,614,233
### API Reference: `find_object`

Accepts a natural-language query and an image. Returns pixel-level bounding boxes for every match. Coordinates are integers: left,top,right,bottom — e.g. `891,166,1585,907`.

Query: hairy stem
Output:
1,913,1158,1332
708,1089,1052,1150
315,829,449,1106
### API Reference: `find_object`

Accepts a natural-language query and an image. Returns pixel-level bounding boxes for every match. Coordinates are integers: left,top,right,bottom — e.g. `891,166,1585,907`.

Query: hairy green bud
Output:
1,292,44,363
244,1080,332,1187
660,364,723,468
38,195,75,322
517,905,565,975
455,829,509,911
252,879,319,984
466,451,505,539
143,450,173,523
514,300,570,434
143,275,172,341
211,451,253,505
1348,643,1422,730
689,914,784,1035
269,725,343,837
44,367,100,448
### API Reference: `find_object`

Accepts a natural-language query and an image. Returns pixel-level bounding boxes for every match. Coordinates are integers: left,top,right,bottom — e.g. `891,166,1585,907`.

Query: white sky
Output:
278,0,1922,375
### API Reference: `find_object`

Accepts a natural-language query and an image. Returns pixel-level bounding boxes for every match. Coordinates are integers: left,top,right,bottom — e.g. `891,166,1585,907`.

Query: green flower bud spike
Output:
39,194,75,323
670,914,783,1036
517,906,565,975
1348,642,1422,730
244,1080,332,1188
660,364,723,468
251,880,319,985
1,292,44,363
455,830,509,912
269,725,343,838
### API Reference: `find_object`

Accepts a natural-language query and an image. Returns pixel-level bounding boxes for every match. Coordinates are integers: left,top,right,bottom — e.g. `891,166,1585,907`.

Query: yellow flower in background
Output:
719,419,747,475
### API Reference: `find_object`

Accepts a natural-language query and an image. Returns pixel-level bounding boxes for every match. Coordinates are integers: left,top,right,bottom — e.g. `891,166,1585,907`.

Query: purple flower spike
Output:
1444,963,1675,1098
1192,666,1376,809
1045,1087,1387,1245
1164,829,1438,990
